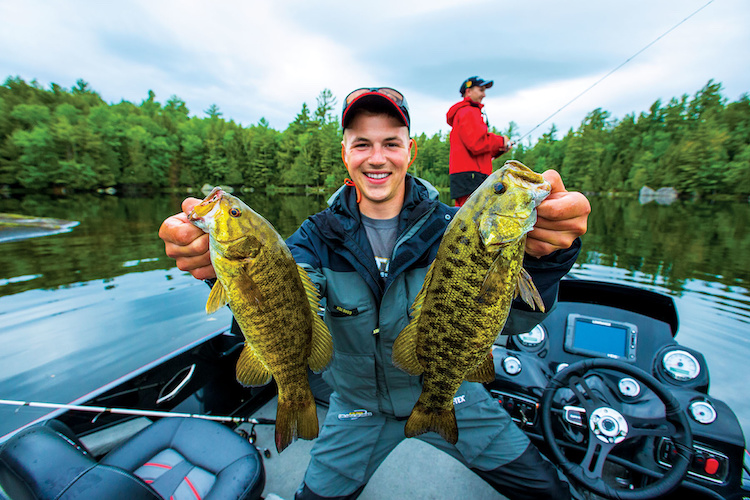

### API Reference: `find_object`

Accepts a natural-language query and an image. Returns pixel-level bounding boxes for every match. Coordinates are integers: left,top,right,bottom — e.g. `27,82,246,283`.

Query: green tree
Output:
278,103,315,186
1,78,747,198
314,88,337,124
11,125,57,188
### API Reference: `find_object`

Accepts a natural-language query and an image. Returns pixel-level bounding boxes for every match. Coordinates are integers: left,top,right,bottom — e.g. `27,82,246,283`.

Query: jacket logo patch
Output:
338,409,373,420
329,305,359,317
453,395,466,405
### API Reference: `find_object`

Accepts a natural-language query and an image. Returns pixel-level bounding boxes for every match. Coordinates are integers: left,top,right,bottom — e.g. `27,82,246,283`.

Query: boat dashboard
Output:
486,278,748,499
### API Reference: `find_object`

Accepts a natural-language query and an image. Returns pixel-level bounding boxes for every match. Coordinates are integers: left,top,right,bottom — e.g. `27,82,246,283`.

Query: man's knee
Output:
473,444,571,500
294,482,366,500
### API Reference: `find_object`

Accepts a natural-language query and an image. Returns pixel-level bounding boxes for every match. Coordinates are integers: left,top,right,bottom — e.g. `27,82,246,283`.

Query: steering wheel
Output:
540,358,693,500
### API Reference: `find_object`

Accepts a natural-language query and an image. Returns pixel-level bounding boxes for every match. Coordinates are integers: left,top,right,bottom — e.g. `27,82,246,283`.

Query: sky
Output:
1,0,748,144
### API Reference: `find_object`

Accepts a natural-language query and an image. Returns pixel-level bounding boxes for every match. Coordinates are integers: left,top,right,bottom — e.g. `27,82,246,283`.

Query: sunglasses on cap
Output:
341,87,410,130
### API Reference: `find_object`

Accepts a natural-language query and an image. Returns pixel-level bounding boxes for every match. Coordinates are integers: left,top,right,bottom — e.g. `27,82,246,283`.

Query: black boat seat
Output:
0,417,265,500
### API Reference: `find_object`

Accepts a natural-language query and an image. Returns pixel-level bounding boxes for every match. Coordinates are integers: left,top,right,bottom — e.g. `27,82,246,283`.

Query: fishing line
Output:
0,398,276,425
515,0,716,144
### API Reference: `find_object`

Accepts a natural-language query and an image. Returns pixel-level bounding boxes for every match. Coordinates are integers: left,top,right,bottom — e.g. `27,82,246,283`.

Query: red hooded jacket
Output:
446,96,508,177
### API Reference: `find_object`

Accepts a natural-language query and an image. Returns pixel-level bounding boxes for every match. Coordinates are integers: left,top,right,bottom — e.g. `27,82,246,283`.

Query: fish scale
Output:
392,160,550,444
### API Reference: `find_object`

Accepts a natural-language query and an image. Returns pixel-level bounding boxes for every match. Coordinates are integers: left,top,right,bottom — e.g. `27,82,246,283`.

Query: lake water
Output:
0,191,748,446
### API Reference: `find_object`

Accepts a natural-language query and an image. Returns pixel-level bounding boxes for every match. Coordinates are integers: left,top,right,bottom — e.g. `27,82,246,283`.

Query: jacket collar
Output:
327,174,439,222
447,96,484,126
309,175,444,302
463,95,484,109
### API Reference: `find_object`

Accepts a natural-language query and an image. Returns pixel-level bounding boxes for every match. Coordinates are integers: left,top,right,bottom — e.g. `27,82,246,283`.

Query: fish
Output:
189,187,333,453
391,160,550,444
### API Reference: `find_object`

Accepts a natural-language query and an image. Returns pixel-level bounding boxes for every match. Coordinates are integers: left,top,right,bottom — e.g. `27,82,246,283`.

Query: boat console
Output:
486,278,749,499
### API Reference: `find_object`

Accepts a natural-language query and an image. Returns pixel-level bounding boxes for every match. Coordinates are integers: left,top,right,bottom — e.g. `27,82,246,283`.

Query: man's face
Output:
465,85,486,103
342,112,412,219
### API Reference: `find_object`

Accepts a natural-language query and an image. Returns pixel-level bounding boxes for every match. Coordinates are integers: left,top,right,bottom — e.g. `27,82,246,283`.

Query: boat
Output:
1,278,748,499
0,213,79,244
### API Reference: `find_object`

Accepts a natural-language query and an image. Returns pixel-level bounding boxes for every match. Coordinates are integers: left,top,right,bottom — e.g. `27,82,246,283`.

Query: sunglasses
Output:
345,87,406,107
342,87,410,128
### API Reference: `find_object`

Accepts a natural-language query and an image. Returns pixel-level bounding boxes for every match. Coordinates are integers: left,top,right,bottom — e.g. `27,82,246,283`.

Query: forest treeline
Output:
1,77,748,196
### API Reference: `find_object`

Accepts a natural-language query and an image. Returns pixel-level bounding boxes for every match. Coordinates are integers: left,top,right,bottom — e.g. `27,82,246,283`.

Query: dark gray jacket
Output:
285,175,580,417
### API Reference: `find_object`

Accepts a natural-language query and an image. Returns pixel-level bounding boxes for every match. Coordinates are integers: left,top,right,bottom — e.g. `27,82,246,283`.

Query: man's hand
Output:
526,170,591,258
158,197,216,280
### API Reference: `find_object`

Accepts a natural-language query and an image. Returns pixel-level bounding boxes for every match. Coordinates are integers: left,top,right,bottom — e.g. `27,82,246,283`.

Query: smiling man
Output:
159,87,590,500
339,89,413,219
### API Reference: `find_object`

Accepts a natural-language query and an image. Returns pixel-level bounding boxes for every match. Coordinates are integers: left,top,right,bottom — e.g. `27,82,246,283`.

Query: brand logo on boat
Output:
453,395,466,405
338,409,373,420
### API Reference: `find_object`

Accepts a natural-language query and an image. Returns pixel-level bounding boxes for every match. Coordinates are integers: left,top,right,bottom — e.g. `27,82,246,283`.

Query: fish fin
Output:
516,267,545,312
237,264,264,305
404,400,458,445
297,264,322,311
464,352,496,383
308,314,333,372
297,264,334,372
235,343,273,387
477,254,505,303
206,281,229,314
408,261,433,319
392,263,434,376
392,321,423,375
275,390,319,453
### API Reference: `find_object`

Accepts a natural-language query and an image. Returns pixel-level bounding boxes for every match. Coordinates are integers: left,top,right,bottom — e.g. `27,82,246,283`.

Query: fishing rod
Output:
513,0,716,145
0,399,275,425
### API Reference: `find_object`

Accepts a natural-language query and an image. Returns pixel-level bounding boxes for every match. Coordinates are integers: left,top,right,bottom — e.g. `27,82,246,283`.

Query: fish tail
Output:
404,400,458,444
275,392,319,453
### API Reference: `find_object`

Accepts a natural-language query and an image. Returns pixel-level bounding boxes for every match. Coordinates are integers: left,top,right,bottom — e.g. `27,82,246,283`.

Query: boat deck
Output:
246,397,506,500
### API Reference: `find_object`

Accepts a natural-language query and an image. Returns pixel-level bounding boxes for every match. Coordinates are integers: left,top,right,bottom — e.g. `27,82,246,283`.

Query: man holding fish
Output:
160,87,590,500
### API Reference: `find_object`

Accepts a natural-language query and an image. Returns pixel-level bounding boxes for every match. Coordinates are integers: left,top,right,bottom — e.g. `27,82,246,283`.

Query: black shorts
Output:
472,443,572,500
450,171,488,200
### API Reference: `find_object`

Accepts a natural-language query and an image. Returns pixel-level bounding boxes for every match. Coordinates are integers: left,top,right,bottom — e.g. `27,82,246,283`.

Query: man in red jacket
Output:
447,76,511,206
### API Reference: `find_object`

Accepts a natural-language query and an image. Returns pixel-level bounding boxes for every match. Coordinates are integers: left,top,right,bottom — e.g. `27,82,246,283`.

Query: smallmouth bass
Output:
189,188,333,452
392,160,550,444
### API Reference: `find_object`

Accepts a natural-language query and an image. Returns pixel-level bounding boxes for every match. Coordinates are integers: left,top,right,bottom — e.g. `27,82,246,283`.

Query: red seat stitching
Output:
185,476,201,500
143,462,172,469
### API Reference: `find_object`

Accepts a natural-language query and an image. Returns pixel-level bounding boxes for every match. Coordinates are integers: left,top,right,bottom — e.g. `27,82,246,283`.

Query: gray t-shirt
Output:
361,214,399,279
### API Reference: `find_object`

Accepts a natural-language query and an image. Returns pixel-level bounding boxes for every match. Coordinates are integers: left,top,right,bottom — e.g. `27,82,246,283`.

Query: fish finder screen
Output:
565,314,637,361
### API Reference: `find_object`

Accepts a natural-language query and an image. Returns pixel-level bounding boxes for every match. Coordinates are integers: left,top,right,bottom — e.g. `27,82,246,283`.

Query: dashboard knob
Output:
618,377,641,397
502,356,522,375
689,400,717,424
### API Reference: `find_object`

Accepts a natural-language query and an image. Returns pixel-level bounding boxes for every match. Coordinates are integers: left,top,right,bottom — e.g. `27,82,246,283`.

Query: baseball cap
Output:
460,76,494,95
341,87,410,131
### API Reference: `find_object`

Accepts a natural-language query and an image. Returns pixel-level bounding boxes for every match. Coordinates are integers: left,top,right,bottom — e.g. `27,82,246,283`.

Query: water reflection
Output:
0,191,749,444
580,197,750,292
0,192,330,297
3,193,747,298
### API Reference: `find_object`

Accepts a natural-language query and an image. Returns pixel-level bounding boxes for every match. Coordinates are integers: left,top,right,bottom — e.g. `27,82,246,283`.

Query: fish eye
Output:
229,207,241,217
494,182,506,194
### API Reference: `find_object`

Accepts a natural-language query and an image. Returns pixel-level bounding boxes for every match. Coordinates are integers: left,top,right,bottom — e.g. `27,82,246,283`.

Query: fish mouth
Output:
188,206,215,229
214,234,247,245
189,188,225,226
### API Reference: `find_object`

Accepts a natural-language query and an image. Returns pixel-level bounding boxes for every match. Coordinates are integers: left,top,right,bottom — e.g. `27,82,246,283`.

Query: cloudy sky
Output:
1,0,748,143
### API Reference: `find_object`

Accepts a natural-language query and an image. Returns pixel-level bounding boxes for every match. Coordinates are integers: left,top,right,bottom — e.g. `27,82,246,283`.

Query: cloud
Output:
0,0,747,142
